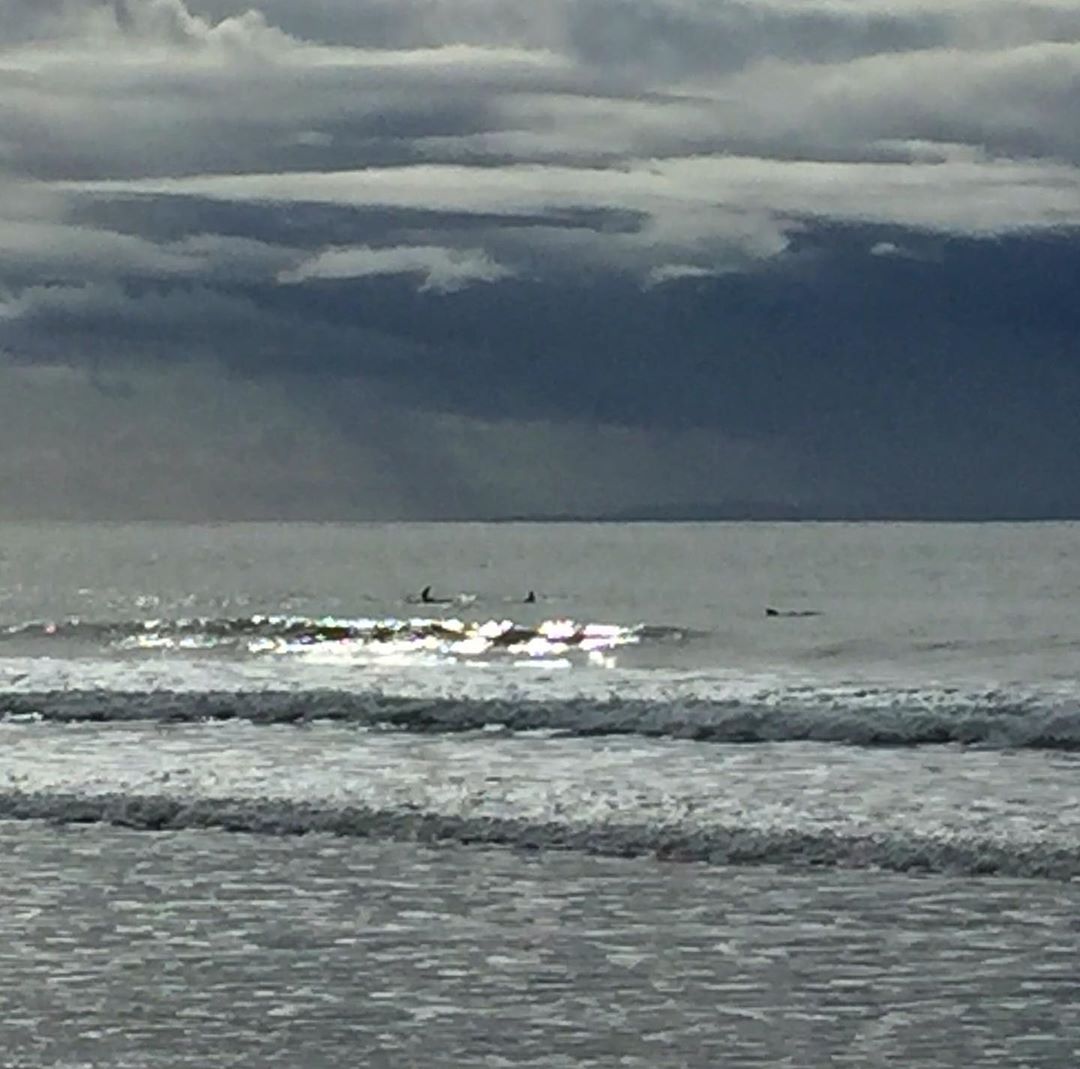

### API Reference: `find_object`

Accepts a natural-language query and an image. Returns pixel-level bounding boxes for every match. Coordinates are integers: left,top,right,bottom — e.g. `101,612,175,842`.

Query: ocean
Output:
1,521,1078,1067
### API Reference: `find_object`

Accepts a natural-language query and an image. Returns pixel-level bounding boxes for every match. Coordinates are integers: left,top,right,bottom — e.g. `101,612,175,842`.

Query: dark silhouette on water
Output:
765,607,822,618
524,590,537,604
419,585,452,605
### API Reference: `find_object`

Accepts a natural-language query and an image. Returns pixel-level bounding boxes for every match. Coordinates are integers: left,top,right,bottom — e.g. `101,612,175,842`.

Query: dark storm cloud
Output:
248,233,1080,515
2,0,1079,517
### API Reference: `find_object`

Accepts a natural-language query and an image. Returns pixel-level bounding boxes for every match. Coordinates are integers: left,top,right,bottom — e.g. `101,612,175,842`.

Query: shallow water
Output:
2,827,1078,1068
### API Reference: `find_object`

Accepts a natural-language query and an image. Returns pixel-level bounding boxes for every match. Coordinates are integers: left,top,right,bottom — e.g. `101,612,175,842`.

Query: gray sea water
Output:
1,521,1079,1067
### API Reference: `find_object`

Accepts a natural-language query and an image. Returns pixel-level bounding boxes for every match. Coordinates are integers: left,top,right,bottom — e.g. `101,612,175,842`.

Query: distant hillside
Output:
487,500,1080,523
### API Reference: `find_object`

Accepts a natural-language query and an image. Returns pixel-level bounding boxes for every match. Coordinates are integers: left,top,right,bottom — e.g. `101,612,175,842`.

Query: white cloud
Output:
279,244,513,291
0,219,200,278
65,153,1080,243
0,281,252,327
0,221,302,288
868,240,928,260
31,0,291,54
4,0,1080,289
647,264,727,286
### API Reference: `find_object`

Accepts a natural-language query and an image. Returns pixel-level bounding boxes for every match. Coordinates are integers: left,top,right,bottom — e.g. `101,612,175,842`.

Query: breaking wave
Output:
1,790,1076,880
0,613,686,661
3,688,1079,749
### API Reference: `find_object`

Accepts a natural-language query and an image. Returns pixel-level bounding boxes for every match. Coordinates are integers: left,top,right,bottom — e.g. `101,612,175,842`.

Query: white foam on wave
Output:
1,649,1079,711
0,722,1077,877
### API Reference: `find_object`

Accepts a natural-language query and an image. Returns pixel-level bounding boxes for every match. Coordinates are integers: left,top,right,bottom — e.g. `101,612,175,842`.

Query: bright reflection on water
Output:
3,613,650,667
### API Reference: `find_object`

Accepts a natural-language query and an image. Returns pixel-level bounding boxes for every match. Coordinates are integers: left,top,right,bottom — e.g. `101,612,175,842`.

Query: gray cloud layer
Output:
2,0,1079,517
10,0,1080,269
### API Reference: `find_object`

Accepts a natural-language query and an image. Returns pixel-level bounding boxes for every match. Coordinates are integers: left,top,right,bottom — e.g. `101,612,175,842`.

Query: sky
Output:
2,0,1079,520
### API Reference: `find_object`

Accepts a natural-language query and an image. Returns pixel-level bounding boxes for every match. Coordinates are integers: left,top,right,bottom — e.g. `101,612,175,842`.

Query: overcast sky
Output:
2,0,1079,519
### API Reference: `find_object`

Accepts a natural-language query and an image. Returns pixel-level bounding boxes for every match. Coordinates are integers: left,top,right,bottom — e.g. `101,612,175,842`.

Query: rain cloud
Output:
1,0,1078,518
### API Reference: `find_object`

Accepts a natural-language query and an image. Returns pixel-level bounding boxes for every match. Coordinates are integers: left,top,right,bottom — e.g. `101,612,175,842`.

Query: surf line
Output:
411,586,539,605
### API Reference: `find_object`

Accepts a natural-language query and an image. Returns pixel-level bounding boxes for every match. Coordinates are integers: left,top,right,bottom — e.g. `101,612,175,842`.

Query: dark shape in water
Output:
419,585,452,605
524,590,537,604
765,607,822,618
